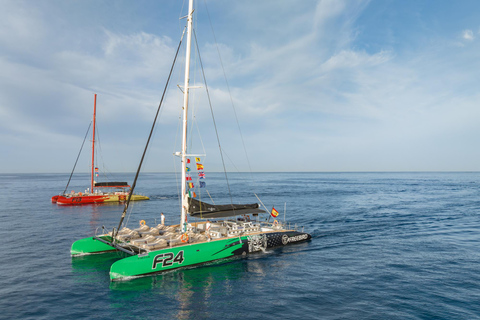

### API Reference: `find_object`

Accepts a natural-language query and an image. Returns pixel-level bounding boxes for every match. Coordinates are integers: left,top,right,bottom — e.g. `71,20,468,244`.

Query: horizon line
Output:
2,171,480,175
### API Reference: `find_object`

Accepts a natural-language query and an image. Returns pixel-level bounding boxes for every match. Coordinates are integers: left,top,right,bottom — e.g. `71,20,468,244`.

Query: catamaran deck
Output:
98,220,303,255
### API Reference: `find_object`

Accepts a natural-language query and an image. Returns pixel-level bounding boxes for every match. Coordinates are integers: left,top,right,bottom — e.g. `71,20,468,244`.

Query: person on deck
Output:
161,212,165,225
206,220,211,241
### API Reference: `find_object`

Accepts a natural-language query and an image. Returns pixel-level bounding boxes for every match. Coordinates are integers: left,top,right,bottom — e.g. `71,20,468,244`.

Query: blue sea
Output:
1,172,480,319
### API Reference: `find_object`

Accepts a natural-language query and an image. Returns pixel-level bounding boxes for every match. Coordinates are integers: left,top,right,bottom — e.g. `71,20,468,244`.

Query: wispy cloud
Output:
1,0,480,172
462,29,475,41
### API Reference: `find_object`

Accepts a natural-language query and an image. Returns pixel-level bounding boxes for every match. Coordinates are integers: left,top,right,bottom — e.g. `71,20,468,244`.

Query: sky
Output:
1,0,480,173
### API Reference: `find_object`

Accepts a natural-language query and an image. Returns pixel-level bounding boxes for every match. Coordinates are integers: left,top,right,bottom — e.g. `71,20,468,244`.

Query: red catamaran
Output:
52,94,149,206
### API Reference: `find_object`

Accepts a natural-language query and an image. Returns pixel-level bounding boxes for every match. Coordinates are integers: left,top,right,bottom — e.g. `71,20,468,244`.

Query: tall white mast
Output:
180,0,194,233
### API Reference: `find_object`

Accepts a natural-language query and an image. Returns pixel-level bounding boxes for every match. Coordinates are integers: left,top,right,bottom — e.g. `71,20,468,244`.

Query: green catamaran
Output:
71,0,311,281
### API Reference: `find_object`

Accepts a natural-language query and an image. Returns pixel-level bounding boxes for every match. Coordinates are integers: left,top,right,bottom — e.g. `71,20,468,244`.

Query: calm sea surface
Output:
0,172,479,319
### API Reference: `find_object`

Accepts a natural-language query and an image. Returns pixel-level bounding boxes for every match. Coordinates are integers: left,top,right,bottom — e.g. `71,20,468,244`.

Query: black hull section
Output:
232,231,311,256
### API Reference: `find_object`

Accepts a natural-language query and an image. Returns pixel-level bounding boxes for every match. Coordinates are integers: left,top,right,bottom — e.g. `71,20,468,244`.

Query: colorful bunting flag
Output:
198,172,205,179
196,163,204,170
186,167,190,172
186,176,192,181
200,181,206,188
187,159,191,164
188,182,194,188
271,207,279,218
195,157,201,162
95,167,99,172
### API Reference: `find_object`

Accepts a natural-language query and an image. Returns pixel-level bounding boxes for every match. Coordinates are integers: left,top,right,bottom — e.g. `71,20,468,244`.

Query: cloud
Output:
321,49,392,71
1,0,480,172
197,1,480,171
462,29,474,41
0,2,184,172
0,1,45,55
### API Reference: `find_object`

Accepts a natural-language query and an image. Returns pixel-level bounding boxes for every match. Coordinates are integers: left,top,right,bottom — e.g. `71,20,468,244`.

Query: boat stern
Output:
71,236,117,256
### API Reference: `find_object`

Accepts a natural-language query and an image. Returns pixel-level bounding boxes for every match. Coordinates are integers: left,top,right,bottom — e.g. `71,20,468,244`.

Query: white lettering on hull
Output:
282,233,309,245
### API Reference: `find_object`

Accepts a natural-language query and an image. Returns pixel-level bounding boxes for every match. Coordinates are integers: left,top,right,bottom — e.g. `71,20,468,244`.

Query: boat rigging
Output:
71,0,311,281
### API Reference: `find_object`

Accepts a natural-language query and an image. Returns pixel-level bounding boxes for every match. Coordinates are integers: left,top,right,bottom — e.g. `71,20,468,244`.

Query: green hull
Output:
71,236,118,256
110,237,245,281
71,231,311,281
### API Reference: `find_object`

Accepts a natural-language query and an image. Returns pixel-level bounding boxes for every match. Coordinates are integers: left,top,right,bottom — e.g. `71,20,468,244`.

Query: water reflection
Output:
107,248,301,319
71,244,306,319
71,252,126,285
88,203,124,234
109,258,254,318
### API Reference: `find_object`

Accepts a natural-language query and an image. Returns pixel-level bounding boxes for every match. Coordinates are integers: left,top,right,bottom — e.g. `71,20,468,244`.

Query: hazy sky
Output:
1,0,480,173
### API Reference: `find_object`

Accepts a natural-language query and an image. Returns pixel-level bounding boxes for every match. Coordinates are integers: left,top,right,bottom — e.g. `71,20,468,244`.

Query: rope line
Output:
193,28,235,208
62,121,92,195
114,26,187,240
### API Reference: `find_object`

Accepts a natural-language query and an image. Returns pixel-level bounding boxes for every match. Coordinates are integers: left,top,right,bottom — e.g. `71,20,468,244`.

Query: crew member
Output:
206,220,211,241
161,212,165,225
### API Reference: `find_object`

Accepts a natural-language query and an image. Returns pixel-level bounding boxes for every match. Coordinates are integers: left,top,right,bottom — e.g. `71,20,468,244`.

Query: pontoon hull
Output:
108,231,311,281
71,236,118,256
71,229,311,281
54,194,149,205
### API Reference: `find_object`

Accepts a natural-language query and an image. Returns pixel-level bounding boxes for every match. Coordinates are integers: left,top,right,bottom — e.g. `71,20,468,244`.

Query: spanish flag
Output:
196,163,204,170
271,207,279,218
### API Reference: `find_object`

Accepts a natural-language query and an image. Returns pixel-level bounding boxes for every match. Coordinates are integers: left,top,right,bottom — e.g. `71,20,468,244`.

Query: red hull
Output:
55,195,111,206
51,195,60,203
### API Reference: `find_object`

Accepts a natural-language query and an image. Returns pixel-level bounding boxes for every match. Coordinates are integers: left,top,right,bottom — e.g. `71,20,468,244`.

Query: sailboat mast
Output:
180,0,194,233
91,93,96,193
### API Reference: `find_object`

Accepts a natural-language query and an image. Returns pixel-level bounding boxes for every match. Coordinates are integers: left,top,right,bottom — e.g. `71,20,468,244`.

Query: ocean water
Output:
0,172,479,319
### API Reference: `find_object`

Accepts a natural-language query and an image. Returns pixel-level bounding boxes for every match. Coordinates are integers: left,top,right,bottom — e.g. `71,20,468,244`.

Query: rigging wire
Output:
192,28,234,207
173,108,183,211
94,125,109,182
192,119,212,203
202,0,254,175
202,0,269,218
220,148,241,173
114,26,188,239
62,121,92,195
